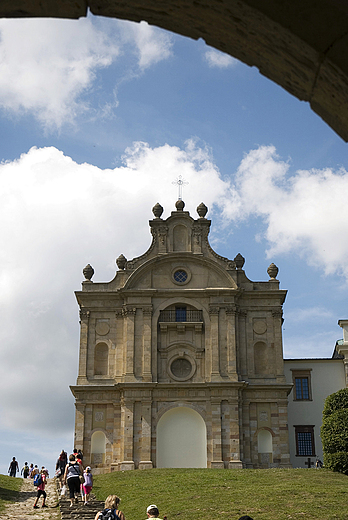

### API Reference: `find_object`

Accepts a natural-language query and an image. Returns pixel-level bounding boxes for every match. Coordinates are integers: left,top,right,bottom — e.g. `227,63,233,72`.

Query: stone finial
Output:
267,263,279,279
175,199,185,211
152,202,163,218
234,253,245,269
83,264,94,282
196,202,208,218
116,254,127,270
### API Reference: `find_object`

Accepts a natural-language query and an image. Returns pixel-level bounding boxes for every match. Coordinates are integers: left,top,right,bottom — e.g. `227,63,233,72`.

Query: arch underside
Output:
2,0,348,142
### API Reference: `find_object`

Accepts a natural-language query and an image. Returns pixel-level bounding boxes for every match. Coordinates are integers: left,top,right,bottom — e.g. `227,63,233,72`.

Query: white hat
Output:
147,505,158,513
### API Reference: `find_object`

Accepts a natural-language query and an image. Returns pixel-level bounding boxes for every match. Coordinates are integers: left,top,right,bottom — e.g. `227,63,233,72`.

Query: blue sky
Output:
0,13,347,476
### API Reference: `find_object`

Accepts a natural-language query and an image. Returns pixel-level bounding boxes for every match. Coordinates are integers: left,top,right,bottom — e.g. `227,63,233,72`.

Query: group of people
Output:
56,449,93,508
94,499,253,520
8,457,47,480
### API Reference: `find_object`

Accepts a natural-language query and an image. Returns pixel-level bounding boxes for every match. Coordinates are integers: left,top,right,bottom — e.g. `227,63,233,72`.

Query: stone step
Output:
58,481,105,520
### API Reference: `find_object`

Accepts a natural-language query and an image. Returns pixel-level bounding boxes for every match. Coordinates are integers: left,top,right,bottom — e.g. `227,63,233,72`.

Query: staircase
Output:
58,484,105,520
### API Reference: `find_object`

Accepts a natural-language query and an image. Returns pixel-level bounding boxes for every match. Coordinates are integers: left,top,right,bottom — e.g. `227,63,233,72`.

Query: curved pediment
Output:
124,254,238,290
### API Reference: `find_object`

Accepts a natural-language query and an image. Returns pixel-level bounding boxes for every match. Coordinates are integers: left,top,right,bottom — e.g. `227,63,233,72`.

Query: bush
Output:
322,388,348,417
321,388,348,473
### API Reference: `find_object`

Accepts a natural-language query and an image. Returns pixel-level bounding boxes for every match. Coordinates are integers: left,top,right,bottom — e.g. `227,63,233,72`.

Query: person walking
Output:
82,466,93,505
146,505,163,520
21,462,30,478
33,467,49,509
55,450,68,489
8,457,19,477
63,454,84,508
94,495,125,520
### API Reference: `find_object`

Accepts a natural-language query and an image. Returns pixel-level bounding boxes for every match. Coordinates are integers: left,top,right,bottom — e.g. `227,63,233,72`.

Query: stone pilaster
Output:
226,306,238,380
142,307,153,382
228,397,243,468
84,404,93,466
210,398,224,468
139,399,153,469
74,402,85,453
238,309,248,378
209,306,220,381
272,308,284,378
119,398,135,470
77,309,89,384
123,306,136,382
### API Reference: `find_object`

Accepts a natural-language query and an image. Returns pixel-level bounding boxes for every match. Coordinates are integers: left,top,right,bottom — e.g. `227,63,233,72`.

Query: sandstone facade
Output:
70,200,292,472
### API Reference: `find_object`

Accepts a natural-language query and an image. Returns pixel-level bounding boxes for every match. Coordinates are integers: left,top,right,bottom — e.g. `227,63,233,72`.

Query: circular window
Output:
174,270,187,283
171,358,192,378
171,266,191,285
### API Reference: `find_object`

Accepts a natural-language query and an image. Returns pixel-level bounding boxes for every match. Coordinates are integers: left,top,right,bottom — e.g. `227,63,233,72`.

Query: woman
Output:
94,495,125,520
63,454,84,507
55,450,67,489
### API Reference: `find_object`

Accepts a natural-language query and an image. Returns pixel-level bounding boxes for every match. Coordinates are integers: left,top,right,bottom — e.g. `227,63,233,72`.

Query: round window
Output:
171,358,192,379
173,270,188,283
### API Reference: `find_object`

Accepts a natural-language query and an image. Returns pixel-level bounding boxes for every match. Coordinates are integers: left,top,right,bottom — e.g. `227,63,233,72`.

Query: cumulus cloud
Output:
0,17,173,129
204,48,238,68
224,145,348,279
0,140,228,437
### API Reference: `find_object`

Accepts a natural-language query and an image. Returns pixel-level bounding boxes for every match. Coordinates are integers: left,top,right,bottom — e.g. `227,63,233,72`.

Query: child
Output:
33,467,49,509
83,466,93,505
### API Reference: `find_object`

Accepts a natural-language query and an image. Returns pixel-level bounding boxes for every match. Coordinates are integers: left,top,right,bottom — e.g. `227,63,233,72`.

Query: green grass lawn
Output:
0,474,22,512
93,468,348,520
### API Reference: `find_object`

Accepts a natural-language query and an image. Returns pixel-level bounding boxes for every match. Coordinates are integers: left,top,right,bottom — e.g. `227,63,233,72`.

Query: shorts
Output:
37,489,47,499
83,485,92,495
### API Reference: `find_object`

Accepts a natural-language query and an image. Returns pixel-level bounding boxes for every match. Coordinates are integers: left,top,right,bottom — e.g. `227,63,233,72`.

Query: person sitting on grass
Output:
33,468,49,509
94,494,125,520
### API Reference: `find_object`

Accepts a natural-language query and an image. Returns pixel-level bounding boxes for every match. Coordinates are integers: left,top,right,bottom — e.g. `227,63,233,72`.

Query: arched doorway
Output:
157,406,207,468
91,430,106,465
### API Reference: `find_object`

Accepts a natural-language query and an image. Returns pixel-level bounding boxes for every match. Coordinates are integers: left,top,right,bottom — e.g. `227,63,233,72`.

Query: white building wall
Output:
284,359,345,468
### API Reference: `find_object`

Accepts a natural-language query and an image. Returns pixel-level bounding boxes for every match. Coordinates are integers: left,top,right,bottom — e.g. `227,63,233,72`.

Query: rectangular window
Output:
291,369,312,400
295,426,315,456
175,307,187,322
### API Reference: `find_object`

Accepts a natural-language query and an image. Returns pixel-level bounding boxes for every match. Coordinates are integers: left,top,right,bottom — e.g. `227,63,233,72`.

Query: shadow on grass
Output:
0,485,20,502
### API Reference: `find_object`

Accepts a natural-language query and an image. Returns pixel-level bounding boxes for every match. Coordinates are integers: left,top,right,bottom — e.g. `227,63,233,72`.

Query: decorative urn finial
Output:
267,263,279,279
83,264,94,282
234,253,245,269
175,199,185,211
152,202,163,218
196,202,208,218
116,254,127,270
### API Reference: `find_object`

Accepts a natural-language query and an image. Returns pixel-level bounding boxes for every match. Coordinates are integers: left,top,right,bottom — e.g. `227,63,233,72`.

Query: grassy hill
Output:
0,474,21,511
92,468,348,520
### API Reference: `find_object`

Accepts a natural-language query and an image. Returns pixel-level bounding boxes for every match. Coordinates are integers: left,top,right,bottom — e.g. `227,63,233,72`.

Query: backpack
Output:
33,473,42,487
99,509,121,520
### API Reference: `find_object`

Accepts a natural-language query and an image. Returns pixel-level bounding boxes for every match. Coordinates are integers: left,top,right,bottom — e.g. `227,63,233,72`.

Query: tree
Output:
321,388,348,474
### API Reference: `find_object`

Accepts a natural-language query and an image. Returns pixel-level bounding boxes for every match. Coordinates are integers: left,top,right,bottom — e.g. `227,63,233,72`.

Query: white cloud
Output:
0,17,173,129
0,17,120,129
204,48,238,68
126,20,173,69
222,145,348,280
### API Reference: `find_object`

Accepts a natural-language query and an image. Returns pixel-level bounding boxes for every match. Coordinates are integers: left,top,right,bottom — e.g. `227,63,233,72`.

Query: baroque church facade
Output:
70,200,292,472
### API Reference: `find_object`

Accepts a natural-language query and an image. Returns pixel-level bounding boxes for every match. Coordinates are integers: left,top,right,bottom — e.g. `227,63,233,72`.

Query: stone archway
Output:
156,406,207,468
2,1,348,141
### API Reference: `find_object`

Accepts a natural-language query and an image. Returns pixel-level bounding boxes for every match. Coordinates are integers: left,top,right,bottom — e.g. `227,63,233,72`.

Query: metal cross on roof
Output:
172,175,188,200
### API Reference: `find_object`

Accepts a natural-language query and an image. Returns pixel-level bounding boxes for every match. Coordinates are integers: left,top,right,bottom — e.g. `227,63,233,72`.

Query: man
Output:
147,505,163,520
21,462,30,478
8,457,19,477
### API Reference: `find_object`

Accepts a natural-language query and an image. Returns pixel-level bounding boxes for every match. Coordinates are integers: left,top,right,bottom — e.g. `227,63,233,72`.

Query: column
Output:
139,399,153,469
74,403,85,453
228,397,243,468
238,309,248,378
209,305,220,381
142,307,153,382
210,398,224,468
272,308,284,378
123,306,136,382
226,306,238,380
77,309,89,384
119,398,135,470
